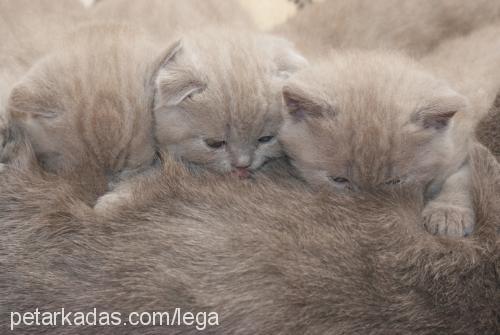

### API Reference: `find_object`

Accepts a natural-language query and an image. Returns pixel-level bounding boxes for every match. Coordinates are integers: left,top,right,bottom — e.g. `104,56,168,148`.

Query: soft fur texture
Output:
153,28,308,177
5,24,162,182
477,93,500,160
422,24,500,122
274,0,500,57
279,51,477,236
93,0,307,177
5,20,307,180
0,135,498,334
92,0,254,36
0,0,87,145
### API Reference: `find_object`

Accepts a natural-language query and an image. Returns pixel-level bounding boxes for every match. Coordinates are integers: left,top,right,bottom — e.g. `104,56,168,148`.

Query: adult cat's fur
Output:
477,93,500,160
0,135,498,334
279,51,478,236
274,0,500,57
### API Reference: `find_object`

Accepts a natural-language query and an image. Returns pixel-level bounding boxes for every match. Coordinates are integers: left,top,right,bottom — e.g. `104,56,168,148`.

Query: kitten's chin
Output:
231,168,252,179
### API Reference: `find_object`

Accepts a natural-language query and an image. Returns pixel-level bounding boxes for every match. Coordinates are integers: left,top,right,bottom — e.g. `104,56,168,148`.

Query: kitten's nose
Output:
233,154,251,169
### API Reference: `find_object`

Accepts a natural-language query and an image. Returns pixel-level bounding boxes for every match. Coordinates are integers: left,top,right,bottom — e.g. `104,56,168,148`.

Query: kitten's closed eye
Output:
258,136,274,144
328,176,353,190
382,178,407,187
204,139,226,149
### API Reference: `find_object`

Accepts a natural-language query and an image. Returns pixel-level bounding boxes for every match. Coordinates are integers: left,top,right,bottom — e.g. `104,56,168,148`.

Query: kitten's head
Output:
153,29,307,178
6,24,158,176
279,51,470,192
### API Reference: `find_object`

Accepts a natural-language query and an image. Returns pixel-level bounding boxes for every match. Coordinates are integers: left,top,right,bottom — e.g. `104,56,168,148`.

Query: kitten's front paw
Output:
422,203,475,237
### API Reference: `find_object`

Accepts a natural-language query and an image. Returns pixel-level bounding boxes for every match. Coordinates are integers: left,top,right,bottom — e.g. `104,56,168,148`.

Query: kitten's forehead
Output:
184,31,287,138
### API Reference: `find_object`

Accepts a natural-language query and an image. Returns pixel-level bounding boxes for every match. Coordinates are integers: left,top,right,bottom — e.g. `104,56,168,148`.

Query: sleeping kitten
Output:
5,24,161,182
279,51,476,237
0,0,87,154
153,28,307,178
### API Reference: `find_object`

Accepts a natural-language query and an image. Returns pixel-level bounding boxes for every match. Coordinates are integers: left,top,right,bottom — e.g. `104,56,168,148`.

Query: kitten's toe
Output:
422,203,475,237
94,188,133,213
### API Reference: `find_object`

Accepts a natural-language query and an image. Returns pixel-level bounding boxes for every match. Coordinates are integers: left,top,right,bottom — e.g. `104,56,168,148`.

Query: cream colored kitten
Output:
274,0,500,57
153,28,307,178
279,51,475,237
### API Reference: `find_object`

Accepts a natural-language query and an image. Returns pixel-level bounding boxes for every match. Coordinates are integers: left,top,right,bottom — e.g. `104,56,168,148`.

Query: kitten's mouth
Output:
232,167,252,179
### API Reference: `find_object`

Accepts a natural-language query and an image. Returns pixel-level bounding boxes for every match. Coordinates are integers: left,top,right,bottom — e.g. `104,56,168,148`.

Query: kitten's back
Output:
6,23,159,177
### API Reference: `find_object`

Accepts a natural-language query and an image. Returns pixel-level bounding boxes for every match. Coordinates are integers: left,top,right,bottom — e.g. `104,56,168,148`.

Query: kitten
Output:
153,28,307,178
1,137,498,334
279,51,477,237
5,24,161,182
0,0,87,146
5,23,306,196
274,0,500,57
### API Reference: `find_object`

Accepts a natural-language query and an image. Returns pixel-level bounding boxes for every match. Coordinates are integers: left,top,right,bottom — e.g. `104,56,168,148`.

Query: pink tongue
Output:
233,168,251,179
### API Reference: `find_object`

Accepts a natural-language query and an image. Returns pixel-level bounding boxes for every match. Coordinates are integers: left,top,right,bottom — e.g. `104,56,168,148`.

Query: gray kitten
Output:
0,137,498,334
5,24,160,181
4,23,306,185
279,51,476,237
153,28,307,178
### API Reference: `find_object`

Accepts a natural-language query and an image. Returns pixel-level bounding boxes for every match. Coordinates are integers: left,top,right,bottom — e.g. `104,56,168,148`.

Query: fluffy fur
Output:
279,51,477,236
0,0,87,146
153,28,308,177
4,21,306,180
0,135,498,334
422,24,500,121
92,0,254,36
5,24,162,182
274,0,500,57
477,93,500,159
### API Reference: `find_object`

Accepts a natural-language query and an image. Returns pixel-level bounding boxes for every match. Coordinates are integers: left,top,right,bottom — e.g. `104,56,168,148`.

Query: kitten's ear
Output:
282,85,332,121
7,85,57,119
153,40,206,107
265,36,308,79
411,92,467,130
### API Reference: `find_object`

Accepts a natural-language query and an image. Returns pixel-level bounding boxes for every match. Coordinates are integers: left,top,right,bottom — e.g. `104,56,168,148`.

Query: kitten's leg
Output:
422,164,474,237
94,163,161,214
